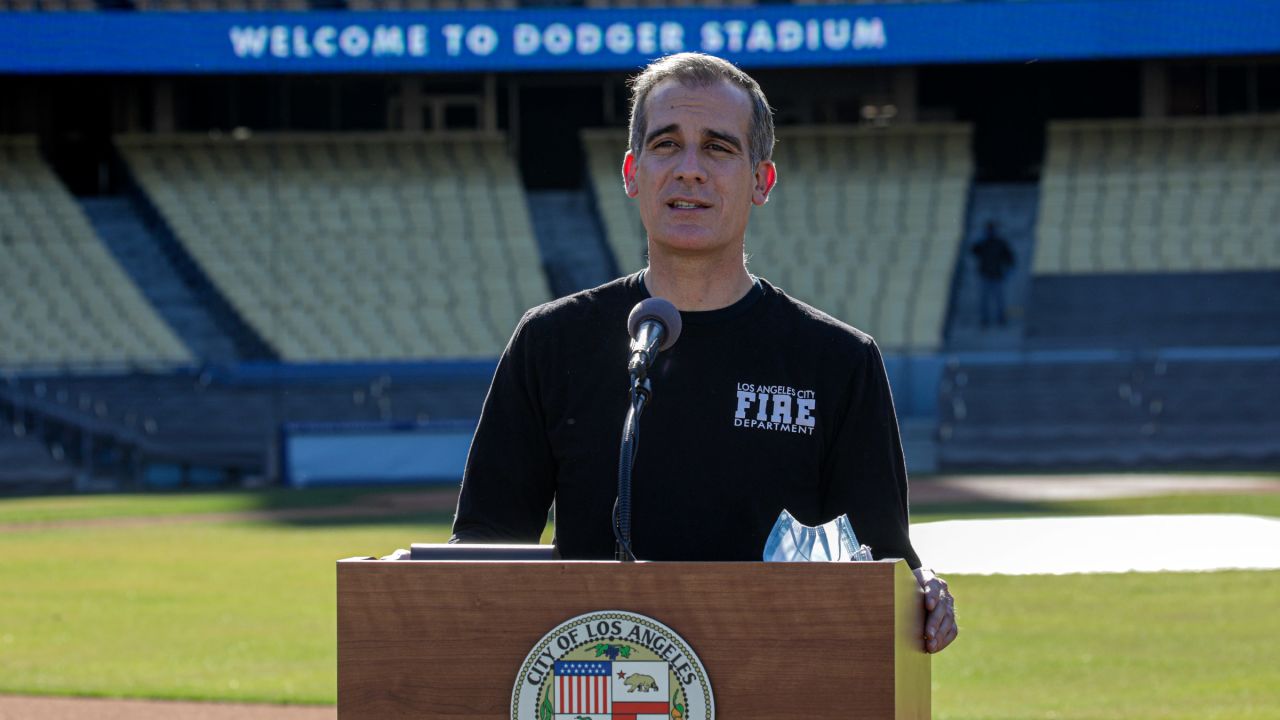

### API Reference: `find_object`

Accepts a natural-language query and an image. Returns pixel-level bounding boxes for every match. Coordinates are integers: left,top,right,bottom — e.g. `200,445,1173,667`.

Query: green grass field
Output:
0,484,1277,718
0,486,417,525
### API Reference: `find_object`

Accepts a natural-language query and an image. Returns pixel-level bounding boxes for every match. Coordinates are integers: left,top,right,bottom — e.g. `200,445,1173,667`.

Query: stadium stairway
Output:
525,189,616,297
945,182,1040,352
79,196,245,364
85,183,277,363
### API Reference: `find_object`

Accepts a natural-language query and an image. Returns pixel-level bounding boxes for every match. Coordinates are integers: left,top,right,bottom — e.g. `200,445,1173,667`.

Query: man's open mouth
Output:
668,199,710,209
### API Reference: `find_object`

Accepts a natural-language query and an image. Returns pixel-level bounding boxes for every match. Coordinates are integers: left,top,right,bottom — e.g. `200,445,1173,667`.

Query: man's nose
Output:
673,147,707,183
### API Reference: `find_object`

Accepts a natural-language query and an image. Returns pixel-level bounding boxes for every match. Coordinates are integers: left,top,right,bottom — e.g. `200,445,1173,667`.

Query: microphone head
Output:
627,297,682,352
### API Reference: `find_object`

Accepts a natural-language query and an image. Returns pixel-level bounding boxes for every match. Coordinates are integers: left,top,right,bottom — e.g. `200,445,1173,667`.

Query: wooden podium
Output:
338,558,929,719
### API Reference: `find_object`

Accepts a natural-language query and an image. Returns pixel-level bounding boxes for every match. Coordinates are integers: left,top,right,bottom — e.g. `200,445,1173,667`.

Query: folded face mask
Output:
763,509,875,562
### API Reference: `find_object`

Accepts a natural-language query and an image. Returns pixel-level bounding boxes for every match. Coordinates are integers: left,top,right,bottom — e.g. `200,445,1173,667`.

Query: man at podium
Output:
452,52,958,654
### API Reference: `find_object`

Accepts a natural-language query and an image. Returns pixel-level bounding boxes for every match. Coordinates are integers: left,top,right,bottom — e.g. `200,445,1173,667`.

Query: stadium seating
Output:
0,0,968,7
0,137,193,368
581,129,645,274
1034,115,1280,274
1025,271,1280,349
0,0,95,10
937,353,1280,469
1,368,492,484
584,0,753,7
0,430,74,494
346,0,515,9
582,123,973,351
131,0,308,10
794,0,955,4
117,132,549,361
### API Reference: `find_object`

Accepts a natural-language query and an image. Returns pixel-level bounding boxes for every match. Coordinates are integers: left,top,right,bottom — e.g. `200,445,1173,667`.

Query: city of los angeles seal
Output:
511,610,714,720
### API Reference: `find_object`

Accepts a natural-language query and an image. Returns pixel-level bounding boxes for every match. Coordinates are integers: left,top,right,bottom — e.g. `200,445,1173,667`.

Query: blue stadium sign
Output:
1,0,1278,74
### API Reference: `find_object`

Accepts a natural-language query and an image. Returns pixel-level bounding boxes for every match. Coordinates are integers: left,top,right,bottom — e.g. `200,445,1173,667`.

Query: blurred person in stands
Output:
452,52,957,653
972,220,1015,327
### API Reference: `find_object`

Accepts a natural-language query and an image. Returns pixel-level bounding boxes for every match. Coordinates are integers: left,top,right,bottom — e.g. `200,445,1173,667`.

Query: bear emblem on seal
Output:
623,673,659,692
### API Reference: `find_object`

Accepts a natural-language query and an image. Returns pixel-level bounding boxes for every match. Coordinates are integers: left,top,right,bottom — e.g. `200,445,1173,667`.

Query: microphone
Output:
626,298,682,381
614,297,681,562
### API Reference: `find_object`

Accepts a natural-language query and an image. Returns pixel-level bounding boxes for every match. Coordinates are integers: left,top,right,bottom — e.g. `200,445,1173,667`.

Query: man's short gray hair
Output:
627,52,775,168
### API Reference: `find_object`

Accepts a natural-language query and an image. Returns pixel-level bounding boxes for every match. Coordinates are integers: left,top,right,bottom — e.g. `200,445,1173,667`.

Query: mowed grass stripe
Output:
911,491,1280,524
0,520,450,704
937,571,1280,720
0,487,460,525
2,484,1277,526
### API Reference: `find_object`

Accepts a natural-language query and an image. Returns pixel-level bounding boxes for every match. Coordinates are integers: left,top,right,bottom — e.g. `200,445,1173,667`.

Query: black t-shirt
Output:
452,272,920,568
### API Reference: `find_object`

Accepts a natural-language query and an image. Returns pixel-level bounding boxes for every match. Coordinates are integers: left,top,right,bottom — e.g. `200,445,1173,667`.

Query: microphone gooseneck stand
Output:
613,296,681,563
614,373,650,562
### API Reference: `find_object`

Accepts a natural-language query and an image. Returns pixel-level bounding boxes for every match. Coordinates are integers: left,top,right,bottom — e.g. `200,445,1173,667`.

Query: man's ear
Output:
753,161,777,206
622,151,639,198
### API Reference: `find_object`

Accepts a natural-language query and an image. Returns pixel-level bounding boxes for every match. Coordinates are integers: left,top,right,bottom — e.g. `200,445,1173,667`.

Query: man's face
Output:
622,79,776,261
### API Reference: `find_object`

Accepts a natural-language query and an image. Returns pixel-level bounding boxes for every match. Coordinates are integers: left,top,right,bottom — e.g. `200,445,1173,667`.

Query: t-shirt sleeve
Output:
820,339,921,569
450,312,557,543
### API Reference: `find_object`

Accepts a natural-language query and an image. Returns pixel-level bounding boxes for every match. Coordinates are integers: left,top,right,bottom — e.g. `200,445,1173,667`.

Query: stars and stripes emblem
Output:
553,661,611,716
552,661,671,720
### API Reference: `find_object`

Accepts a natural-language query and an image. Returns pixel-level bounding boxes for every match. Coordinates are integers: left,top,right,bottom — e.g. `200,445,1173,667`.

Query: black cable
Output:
614,378,649,562
612,496,635,562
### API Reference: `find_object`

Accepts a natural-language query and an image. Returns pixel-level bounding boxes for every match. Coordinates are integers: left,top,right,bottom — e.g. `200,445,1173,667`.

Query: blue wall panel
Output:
1,0,1277,74
282,420,476,487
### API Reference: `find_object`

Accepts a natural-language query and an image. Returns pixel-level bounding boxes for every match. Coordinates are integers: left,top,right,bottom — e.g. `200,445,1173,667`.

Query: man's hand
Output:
913,567,958,653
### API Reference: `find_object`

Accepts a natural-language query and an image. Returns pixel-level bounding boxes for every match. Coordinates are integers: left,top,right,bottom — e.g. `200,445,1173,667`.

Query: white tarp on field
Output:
911,514,1280,575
